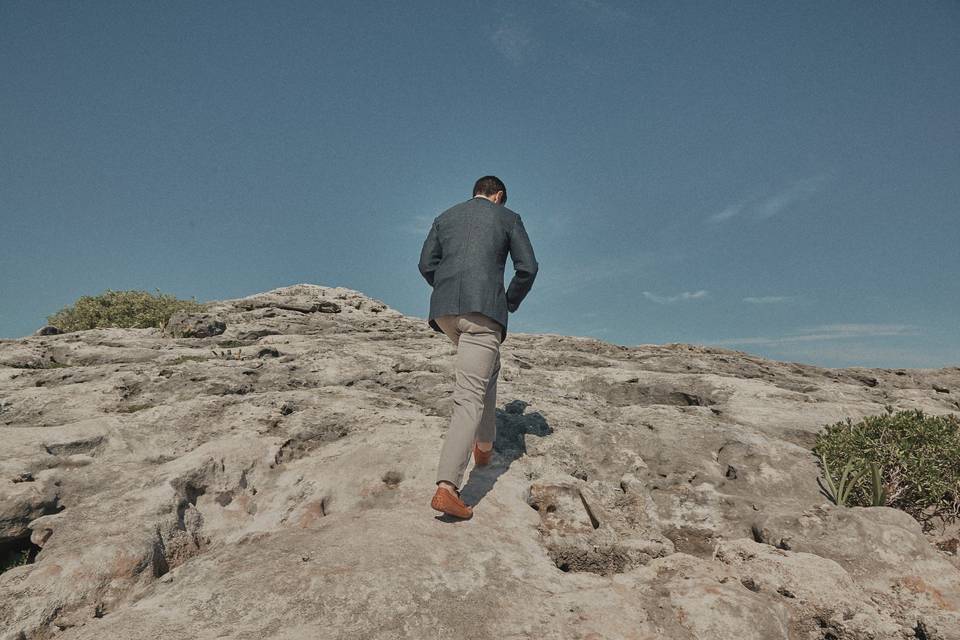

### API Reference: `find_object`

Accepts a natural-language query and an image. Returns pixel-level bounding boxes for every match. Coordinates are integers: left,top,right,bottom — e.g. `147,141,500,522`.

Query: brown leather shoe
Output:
431,485,473,519
473,442,492,466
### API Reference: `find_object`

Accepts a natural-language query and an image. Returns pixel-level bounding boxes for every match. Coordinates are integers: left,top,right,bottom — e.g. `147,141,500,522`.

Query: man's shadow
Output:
443,400,552,517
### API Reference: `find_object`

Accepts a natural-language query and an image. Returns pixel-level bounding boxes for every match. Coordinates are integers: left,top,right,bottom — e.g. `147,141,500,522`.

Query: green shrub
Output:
47,288,205,333
0,546,32,574
817,455,867,507
813,409,960,527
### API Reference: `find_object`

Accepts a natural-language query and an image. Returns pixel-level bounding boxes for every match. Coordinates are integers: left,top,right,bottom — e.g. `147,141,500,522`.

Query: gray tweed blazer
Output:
418,196,538,344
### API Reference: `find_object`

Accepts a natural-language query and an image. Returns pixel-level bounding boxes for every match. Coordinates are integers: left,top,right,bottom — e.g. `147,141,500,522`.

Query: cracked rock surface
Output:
1,283,959,639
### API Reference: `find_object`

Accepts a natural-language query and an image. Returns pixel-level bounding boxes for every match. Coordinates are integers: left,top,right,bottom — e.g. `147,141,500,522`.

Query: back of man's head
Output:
472,176,507,203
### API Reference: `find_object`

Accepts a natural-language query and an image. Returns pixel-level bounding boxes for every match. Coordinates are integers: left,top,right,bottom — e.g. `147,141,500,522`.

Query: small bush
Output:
47,288,205,333
0,544,34,574
813,409,960,527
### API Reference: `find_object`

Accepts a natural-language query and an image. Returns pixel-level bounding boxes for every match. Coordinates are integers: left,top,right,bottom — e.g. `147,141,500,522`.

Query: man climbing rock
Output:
418,175,539,519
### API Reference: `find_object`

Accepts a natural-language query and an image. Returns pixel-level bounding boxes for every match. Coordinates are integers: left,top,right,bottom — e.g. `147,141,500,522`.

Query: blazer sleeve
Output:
418,219,443,287
505,215,539,312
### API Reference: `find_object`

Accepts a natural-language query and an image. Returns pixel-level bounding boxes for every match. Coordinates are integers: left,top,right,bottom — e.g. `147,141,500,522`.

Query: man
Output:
418,175,539,519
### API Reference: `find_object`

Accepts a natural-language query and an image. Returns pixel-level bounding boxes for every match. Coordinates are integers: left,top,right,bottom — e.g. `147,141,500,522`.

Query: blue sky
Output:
1,1,958,368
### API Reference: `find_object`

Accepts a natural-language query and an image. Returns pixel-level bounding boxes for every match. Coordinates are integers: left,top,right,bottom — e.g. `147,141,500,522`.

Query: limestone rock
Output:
163,311,226,338
0,282,958,639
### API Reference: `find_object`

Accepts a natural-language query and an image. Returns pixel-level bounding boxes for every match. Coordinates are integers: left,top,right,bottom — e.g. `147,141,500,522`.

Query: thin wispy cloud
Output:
755,175,829,219
532,249,684,298
743,296,793,304
809,323,919,336
758,343,953,369
709,323,920,347
708,174,831,224
642,289,708,304
710,204,743,223
491,24,534,63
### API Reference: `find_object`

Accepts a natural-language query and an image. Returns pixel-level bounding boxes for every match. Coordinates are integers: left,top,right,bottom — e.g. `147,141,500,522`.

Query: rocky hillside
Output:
1,283,959,640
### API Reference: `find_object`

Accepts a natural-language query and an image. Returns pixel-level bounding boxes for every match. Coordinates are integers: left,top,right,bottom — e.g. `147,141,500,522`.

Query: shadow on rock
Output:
458,400,553,509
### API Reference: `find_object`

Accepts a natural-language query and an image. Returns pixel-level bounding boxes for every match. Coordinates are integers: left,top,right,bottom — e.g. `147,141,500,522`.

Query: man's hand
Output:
505,215,538,311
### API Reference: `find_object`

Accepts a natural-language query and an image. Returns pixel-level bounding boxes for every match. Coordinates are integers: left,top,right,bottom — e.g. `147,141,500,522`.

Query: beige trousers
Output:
434,312,503,488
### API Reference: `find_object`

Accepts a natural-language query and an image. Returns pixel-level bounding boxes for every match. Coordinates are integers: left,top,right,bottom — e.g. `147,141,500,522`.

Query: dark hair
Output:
472,175,507,203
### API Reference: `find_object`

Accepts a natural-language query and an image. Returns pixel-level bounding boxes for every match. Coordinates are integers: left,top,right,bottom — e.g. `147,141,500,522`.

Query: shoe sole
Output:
431,493,473,519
